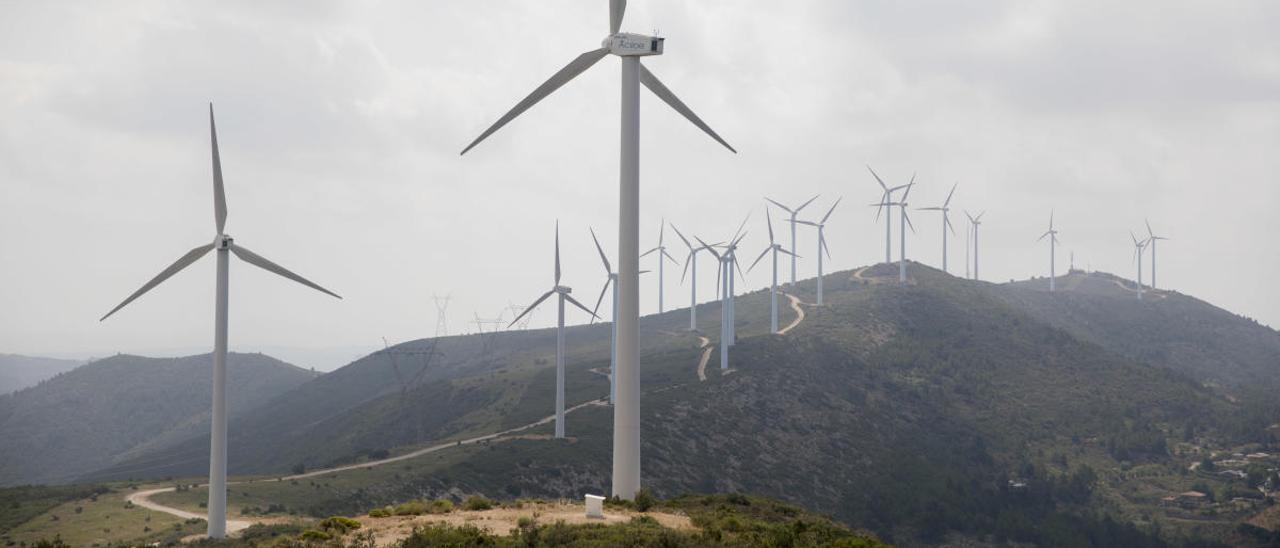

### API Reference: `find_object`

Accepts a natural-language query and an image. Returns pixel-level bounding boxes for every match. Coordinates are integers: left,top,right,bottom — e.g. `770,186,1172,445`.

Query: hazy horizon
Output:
2,0,1277,360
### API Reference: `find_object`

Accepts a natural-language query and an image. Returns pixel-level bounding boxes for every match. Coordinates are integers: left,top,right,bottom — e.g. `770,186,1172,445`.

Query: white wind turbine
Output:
917,183,958,274
764,195,818,286
1038,211,1060,292
718,215,750,345
100,105,340,539
641,220,678,314
749,212,799,333
965,210,985,281
795,198,840,305
698,232,745,370
879,182,918,284
589,227,619,405
1145,219,1169,290
460,0,734,499
669,223,717,331
509,222,598,438
867,166,913,264
1130,231,1149,300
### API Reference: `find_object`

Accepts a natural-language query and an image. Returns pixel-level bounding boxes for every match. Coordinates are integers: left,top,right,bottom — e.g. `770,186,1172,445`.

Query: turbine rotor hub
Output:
215,234,234,250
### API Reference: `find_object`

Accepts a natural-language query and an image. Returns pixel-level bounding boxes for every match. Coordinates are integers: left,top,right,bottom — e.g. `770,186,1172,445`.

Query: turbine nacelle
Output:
215,234,233,250
603,33,664,56
555,285,573,294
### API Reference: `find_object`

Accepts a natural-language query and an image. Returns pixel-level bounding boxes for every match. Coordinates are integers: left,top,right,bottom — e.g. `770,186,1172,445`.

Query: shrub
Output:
634,489,656,512
394,500,428,516
319,515,363,534
368,506,393,518
427,499,454,514
463,495,494,511
299,529,331,541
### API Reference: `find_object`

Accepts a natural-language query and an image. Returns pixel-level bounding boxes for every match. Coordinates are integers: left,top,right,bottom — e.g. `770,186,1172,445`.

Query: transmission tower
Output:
508,301,534,330
433,293,451,337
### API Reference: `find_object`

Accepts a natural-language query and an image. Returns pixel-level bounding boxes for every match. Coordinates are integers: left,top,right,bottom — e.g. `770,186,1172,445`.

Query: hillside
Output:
0,354,84,395
0,352,317,486
1001,269,1280,391
119,263,1280,546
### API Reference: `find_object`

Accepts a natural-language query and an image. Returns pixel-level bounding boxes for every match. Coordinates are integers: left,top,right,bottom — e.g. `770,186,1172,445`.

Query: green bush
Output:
401,523,496,547
634,489,656,512
319,515,363,534
463,495,495,511
394,500,428,516
299,528,331,541
427,499,454,514
368,506,392,518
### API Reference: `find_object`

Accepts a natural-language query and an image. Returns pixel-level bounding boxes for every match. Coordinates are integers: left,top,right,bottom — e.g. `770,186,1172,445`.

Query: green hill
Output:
0,354,84,396
0,352,317,486
76,263,1280,545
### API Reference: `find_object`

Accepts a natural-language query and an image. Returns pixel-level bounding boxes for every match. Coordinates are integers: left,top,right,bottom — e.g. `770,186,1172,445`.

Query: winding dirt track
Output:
777,293,806,335
695,336,711,381
127,398,609,535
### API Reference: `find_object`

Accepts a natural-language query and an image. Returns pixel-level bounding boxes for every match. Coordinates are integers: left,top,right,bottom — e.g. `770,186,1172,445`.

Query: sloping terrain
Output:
1001,270,1280,391
0,352,316,486
0,354,83,395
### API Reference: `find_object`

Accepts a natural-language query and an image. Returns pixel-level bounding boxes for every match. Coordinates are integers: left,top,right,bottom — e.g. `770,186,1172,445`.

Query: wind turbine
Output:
460,0,734,500
589,227,619,405
509,222,598,438
669,223,715,331
99,105,340,539
1038,211,1060,292
749,212,799,333
867,166,913,264
718,215,750,345
795,198,840,305
697,233,743,370
1146,219,1169,290
965,211,985,281
641,220,678,314
891,182,918,283
917,183,958,273
1130,231,1149,300
764,195,818,286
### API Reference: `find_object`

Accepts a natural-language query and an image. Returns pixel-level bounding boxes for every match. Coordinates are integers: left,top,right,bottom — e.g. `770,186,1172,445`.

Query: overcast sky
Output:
2,1,1277,370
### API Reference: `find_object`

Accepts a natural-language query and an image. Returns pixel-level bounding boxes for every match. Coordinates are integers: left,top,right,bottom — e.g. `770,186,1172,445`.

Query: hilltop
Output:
0,352,317,486
0,354,84,395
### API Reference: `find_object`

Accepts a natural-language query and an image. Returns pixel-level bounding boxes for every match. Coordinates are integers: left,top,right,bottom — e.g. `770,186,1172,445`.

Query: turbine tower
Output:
1038,211,1060,292
589,227,619,405
1145,219,1169,290
641,220,678,314
965,210,985,281
891,182,918,283
795,198,840,305
100,105,340,539
1130,231,1149,300
749,212,798,333
764,195,818,286
669,223,715,331
917,183,958,273
433,294,451,337
460,0,734,500
867,166,912,264
509,222,598,438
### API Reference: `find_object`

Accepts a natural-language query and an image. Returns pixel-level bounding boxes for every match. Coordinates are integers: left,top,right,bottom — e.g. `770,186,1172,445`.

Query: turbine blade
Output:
1038,231,1051,242
821,197,841,223
904,210,916,234
209,104,227,234
734,255,746,281
901,179,915,201
640,247,659,258
764,197,793,214
779,247,800,258
100,243,215,321
610,0,626,34
564,293,599,320
748,247,770,272
509,289,555,327
732,213,751,242
795,220,819,227
669,222,691,249
1146,218,1154,238
714,258,723,298
592,278,611,322
766,212,775,244
230,243,342,299
731,230,749,249
639,64,736,153
662,248,679,264
460,47,610,155
590,226,611,274
944,182,958,207
820,232,831,260
695,236,721,260
796,194,820,213
867,165,889,191
680,250,693,283
945,214,956,236
555,221,562,285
